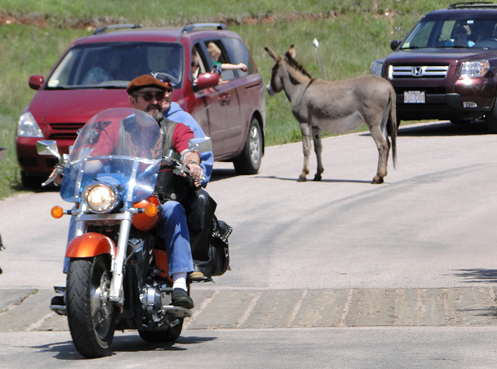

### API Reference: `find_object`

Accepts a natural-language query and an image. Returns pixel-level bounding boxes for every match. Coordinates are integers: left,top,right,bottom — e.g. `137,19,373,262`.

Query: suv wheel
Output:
486,99,497,133
233,118,262,175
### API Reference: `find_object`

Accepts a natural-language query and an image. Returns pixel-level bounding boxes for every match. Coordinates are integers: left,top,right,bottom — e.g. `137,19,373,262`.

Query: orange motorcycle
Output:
37,108,213,358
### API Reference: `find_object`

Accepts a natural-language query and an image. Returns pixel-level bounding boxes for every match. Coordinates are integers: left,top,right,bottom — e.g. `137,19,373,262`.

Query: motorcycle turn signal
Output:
51,206,65,219
144,203,158,217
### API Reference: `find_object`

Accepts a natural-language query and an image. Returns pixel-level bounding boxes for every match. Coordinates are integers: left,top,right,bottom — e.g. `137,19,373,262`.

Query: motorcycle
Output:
37,107,213,358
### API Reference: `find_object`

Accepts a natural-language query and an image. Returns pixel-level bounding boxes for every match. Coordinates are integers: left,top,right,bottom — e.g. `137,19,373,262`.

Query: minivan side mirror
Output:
195,73,220,90
390,40,402,51
29,75,44,90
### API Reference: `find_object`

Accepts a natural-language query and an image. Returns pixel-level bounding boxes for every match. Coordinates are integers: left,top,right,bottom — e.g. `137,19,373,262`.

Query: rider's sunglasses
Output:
135,92,166,102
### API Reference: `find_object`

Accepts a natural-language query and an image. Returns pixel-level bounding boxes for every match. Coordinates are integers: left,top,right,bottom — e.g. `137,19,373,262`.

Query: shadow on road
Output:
254,175,371,184
397,120,490,137
454,269,497,284
358,120,492,138
34,334,217,360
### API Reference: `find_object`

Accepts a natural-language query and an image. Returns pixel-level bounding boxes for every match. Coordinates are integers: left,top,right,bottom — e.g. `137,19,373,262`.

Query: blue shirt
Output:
164,102,214,187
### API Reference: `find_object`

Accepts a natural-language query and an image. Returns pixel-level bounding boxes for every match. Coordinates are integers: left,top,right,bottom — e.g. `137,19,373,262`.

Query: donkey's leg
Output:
299,123,311,182
369,125,389,184
312,126,323,181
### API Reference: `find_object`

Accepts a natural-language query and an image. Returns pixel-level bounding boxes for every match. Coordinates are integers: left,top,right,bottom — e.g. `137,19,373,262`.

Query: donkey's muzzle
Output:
266,82,275,96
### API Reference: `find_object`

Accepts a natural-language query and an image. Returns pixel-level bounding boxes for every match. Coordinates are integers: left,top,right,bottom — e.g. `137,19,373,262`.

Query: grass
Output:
0,0,448,23
0,0,450,199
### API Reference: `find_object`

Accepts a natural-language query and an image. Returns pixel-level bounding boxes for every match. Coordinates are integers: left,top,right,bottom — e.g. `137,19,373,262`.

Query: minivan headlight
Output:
370,60,384,77
82,183,119,213
17,111,43,138
460,60,490,78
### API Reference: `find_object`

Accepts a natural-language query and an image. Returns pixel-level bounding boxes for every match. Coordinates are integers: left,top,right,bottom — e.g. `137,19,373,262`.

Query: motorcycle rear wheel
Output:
66,256,116,358
138,317,184,342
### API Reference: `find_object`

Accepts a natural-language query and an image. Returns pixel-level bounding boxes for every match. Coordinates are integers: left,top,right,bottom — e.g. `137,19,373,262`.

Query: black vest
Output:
154,118,191,203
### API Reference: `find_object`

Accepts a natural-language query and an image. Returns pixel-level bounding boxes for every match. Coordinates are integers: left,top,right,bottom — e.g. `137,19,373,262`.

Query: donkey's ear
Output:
288,45,296,59
265,47,281,62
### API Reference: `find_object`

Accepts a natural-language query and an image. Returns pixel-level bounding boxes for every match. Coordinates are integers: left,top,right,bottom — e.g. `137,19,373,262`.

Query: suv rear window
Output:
47,42,184,89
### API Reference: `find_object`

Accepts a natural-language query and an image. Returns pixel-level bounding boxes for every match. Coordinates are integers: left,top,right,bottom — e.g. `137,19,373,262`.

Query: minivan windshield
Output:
47,42,184,89
401,17,497,50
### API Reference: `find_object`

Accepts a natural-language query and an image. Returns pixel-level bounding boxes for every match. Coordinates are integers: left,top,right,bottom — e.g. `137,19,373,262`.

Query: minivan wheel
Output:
233,118,262,175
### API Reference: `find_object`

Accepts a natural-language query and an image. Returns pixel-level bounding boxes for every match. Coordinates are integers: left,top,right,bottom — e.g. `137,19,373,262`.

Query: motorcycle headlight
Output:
460,60,490,78
17,111,43,138
82,184,119,213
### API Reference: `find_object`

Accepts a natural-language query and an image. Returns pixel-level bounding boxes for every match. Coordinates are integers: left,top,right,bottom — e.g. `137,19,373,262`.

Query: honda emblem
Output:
412,67,423,77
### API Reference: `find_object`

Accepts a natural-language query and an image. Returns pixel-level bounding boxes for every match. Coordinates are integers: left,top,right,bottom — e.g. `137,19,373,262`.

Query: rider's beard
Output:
146,104,163,122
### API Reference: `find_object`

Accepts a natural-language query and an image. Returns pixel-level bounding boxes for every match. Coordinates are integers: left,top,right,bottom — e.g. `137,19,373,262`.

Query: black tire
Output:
21,171,45,189
66,256,116,358
486,99,497,133
138,317,184,343
233,118,263,175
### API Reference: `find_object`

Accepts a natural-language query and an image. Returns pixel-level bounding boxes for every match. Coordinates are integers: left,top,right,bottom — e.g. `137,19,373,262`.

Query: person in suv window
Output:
445,25,475,47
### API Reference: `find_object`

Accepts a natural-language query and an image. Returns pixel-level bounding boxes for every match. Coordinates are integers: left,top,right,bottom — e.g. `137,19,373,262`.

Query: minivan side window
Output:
223,37,252,76
204,40,236,81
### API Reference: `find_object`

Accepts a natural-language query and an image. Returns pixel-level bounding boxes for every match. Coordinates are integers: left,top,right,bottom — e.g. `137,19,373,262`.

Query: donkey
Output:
265,45,397,184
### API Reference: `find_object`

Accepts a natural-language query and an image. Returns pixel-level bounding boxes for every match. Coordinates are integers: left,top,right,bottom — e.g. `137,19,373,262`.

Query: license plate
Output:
404,91,425,103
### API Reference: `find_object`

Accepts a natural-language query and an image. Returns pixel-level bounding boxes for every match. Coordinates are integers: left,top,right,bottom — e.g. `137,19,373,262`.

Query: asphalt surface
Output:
2,121,497,367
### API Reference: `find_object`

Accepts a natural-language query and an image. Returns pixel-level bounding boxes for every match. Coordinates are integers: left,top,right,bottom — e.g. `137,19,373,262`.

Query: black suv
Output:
371,2,497,131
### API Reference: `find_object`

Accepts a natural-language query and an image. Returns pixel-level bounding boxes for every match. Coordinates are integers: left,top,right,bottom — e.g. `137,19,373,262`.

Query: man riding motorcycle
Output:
91,74,203,308
62,74,218,283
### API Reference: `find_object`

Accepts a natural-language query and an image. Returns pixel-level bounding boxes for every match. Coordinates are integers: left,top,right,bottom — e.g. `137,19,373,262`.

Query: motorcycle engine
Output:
139,282,168,323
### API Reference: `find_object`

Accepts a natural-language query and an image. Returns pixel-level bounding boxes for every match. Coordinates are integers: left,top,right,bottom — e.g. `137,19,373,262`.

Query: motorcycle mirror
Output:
188,137,212,153
37,140,61,160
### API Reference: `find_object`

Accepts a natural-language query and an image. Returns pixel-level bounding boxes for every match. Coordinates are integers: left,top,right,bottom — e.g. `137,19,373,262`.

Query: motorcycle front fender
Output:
66,232,117,259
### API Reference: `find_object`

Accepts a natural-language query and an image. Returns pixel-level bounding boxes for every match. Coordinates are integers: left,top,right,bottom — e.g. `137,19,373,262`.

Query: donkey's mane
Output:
284,52,313,79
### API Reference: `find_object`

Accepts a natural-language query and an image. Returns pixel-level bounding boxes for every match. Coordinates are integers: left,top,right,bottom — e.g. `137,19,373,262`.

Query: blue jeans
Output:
63,201,194,276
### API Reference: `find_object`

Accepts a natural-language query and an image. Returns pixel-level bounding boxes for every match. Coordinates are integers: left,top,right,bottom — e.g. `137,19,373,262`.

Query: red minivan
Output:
17,23,265,187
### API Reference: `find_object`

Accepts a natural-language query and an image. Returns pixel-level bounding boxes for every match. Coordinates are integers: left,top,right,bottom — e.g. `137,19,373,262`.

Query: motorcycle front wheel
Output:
138,316,184,342
66,255,116,358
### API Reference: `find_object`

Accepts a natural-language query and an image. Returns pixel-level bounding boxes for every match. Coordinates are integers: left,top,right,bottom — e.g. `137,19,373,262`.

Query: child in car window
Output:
207,42,248,77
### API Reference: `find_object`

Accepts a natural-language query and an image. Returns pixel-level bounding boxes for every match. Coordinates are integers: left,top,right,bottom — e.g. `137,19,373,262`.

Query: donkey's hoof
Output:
313,174,322,181
371,176,384,184
297,176,307,182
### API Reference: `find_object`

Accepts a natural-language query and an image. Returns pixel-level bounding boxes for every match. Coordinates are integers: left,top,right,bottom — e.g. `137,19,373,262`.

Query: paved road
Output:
2,121,497,367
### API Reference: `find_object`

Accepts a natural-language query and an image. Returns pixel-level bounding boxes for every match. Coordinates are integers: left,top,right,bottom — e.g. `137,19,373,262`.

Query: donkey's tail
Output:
387,85,397,169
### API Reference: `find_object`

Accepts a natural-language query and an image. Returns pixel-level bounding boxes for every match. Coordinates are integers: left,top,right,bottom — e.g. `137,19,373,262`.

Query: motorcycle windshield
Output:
60,108,163,204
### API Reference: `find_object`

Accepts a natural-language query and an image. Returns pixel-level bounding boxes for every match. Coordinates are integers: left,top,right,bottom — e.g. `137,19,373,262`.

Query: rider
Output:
126,74,203,308
152,72,217,279
63,75,201,309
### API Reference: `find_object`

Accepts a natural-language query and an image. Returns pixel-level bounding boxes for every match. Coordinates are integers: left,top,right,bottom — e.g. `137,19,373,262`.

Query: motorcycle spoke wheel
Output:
66,256,116,358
